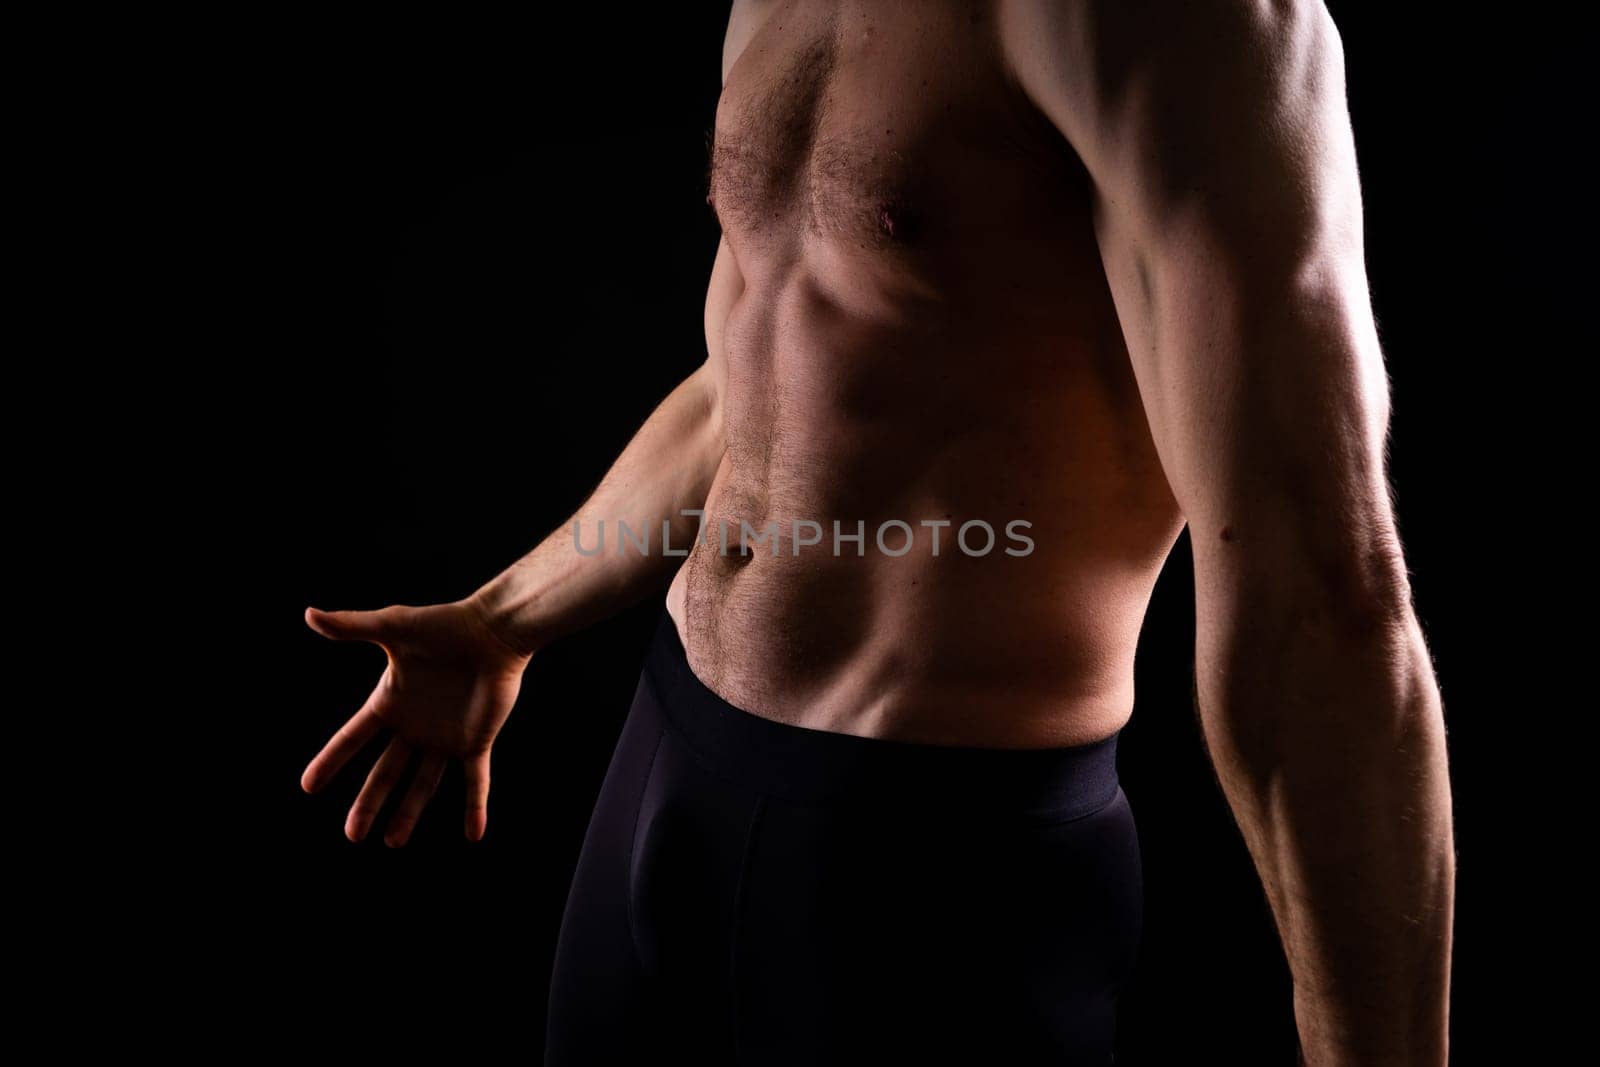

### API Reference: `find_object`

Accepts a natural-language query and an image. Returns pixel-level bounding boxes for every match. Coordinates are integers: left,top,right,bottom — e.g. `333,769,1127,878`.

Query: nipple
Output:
876,201,919,241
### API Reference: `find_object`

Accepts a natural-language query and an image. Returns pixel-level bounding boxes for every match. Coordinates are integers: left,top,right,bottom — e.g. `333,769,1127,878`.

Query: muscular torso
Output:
665,0,1186,747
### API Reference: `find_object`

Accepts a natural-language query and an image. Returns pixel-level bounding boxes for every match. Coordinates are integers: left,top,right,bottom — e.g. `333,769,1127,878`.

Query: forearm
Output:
469,362,724,654
1199,593,1455,1066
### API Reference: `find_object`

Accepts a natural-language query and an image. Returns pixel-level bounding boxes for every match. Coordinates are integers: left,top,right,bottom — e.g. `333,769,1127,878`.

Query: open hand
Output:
301,598,532,846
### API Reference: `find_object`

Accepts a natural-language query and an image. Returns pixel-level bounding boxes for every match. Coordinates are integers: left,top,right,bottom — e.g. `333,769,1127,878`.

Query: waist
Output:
668,532,1144,744
642,605,1123,821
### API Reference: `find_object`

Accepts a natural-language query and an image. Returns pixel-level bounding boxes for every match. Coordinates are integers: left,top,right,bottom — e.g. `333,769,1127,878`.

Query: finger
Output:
384,753,447,848
346,738,414,843
301,694,385,794
305,606,395,644
464,752,491,842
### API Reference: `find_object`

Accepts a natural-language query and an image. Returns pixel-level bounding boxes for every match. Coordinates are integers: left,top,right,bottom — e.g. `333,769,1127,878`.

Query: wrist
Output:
465,580,545,659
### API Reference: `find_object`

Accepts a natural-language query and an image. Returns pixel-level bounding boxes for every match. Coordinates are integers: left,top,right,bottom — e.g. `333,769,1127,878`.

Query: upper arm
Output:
1001,0,1410,625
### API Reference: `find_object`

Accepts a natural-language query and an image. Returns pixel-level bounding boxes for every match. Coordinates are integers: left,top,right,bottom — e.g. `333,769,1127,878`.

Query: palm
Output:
369,609,524,751
301,599,531,846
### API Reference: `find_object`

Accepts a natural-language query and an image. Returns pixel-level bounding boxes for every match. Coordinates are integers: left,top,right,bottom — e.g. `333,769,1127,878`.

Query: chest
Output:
708,3,1043,251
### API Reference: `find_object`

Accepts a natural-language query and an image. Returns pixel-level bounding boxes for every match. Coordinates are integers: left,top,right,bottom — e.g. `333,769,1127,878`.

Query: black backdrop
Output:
209,5,1542,1062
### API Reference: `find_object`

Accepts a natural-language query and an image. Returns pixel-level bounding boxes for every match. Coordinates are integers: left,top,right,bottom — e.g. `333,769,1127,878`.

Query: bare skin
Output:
303,2,1454,1062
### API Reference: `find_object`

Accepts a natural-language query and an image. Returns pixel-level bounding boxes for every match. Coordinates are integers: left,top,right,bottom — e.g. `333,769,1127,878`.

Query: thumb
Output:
304,606,395,643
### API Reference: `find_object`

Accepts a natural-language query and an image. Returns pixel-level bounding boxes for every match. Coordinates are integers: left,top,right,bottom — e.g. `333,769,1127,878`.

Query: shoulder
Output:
995,0,1345,158
995,0,1338,58
997,0,1353,250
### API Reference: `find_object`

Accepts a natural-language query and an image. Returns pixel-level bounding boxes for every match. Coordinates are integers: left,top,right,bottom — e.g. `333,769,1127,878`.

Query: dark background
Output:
204,4,1544,1062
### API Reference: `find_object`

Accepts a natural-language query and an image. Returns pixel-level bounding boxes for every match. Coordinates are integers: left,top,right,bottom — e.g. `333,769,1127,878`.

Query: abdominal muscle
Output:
663,260,1186,751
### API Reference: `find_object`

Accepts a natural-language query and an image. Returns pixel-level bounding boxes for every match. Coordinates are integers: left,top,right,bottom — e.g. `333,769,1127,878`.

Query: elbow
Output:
1207,508,1418,651
1198,437,1414,652
1290,535,1415,649
685,358,727,458
695,359,725,434
1197,526,1435,774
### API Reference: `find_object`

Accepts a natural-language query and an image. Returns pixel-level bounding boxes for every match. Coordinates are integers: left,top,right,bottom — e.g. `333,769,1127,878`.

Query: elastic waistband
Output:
642,607,1121,821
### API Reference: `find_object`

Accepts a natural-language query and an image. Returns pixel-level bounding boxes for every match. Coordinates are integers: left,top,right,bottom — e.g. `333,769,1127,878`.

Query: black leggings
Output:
545,608,1143,1065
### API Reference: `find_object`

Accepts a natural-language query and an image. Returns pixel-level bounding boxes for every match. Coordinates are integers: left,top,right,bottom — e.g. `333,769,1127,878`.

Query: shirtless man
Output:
299,2,1455,1063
